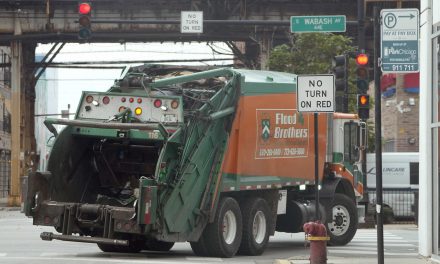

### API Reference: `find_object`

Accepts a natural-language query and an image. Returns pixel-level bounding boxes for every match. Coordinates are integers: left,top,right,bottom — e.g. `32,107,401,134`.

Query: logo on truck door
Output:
261,119,271,141
256,109,310,159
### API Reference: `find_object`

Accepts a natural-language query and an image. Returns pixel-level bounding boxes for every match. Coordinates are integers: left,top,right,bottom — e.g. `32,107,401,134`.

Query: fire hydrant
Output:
303,221,329,264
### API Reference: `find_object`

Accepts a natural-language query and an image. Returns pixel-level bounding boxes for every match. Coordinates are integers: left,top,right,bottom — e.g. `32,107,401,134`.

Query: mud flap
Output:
24,171,51,217
137,178,157,225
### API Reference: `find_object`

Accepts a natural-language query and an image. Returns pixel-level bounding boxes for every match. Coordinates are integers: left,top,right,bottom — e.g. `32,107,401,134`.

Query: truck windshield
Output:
344,122,360,163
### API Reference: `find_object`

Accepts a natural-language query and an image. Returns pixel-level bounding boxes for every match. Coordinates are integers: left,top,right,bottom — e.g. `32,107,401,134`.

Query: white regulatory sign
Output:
381,9,419,73
297,75,335,113
181,11,203,33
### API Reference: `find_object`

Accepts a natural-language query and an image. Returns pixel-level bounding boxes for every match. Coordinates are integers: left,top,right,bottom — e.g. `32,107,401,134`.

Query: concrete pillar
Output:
259,30,273,70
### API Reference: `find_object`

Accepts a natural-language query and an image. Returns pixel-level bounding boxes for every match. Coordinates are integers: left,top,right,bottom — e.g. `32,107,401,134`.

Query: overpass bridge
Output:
0,0,418,205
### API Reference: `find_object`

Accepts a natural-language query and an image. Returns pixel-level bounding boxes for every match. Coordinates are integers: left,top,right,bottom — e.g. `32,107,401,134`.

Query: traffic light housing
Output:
355,53,369,94
332,54,348,113
357,94,370,120
332,55,348,93
78,1,92,40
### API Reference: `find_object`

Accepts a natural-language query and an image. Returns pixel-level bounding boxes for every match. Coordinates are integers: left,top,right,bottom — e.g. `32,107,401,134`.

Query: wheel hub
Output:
222,210,237,245
252,210,267,244
328,205,350,236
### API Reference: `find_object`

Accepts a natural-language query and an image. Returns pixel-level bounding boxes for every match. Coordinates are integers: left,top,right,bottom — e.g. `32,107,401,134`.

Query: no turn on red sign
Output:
297,75,335,113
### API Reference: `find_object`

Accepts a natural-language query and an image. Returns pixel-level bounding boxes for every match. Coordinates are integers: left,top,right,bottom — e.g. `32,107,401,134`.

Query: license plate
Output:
161,114,177,123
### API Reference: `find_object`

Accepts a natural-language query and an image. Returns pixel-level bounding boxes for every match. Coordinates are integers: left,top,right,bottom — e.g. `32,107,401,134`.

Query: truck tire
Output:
203,197,242,257
238,198,271,256
144,238,174,251
97,239,144,253
326,193,358,246
190,235,210,256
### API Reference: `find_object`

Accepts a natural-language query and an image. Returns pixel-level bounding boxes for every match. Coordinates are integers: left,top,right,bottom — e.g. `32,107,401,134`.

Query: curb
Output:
0,207,21,211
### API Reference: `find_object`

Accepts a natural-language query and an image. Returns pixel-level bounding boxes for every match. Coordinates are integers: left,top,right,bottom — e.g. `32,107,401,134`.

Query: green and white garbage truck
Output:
25,66,365,257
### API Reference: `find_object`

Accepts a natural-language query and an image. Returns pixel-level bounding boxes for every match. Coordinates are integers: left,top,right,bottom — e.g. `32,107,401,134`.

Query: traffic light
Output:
355,53,369,94
332,54,348,112
332,55,348,93
78,1,92,40
357,94,370,120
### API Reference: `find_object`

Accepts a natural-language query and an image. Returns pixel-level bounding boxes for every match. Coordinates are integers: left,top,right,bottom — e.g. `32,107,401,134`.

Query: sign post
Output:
380,9,419,73
297,75,335,221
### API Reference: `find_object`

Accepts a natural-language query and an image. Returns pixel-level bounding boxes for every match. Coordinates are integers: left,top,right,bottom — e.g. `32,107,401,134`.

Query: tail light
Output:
85,95,94,103
171,100,179,109
118,106,126,112
102,96,110,105
121,97,126,103
129,98,134,103
153,99,162,108
137,98,142,104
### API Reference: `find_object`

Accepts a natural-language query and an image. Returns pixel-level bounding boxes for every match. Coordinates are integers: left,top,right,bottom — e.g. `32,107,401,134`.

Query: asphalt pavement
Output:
0,208,430,264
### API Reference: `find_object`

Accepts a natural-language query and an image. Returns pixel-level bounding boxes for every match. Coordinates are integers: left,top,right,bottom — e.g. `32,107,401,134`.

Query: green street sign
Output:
290,15,346,33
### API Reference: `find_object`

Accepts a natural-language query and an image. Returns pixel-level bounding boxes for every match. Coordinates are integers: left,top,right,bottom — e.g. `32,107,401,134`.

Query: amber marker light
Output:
118,106,126,112
85,95,94,103
171,100,179,109
135,107,142,115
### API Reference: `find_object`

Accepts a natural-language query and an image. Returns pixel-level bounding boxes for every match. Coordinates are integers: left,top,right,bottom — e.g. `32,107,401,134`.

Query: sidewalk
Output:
0,198,21,211
274,256,431,264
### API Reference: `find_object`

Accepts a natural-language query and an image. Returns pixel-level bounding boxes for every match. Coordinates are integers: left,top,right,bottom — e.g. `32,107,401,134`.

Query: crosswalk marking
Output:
328,249,418,256
348,243,417,247
185,257,223,262
328,229,418,257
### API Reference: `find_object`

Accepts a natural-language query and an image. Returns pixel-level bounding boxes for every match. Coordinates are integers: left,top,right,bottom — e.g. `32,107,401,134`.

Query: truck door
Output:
344,121,360,163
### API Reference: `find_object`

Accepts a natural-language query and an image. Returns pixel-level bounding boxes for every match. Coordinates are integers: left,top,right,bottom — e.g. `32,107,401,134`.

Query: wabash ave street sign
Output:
297,75,335,113
381,9,419,73
290,16,346,33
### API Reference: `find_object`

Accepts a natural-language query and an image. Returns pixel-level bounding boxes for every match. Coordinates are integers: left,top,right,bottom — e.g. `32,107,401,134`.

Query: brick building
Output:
370,73,420,152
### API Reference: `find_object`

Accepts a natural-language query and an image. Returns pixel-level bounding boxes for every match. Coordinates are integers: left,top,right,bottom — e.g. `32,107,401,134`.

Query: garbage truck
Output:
25,66,365,257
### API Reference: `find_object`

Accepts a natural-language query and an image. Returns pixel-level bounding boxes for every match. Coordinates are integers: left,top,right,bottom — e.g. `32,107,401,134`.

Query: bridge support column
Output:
8,14,36,207
258,30,273,70
9,40,22,206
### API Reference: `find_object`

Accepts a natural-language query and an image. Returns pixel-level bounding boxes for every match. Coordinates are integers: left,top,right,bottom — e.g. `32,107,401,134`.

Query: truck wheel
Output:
97,239,144,253
238,198,271,256
203,197,242,257
326,193,358,246
144,238,174,251
190,235,210,256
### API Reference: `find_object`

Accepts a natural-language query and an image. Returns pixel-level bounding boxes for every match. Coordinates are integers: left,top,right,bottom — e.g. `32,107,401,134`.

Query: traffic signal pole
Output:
373,6,384,264
343,54,349,113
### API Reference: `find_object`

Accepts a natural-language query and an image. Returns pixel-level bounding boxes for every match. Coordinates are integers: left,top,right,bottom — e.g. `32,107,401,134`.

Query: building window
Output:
383,140,395,152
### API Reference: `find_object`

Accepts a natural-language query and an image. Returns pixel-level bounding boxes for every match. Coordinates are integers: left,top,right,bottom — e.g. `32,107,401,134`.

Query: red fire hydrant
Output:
303,221,329,264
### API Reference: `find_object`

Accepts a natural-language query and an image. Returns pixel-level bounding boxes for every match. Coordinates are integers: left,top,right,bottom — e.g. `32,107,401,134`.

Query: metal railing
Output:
368,188,418,224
